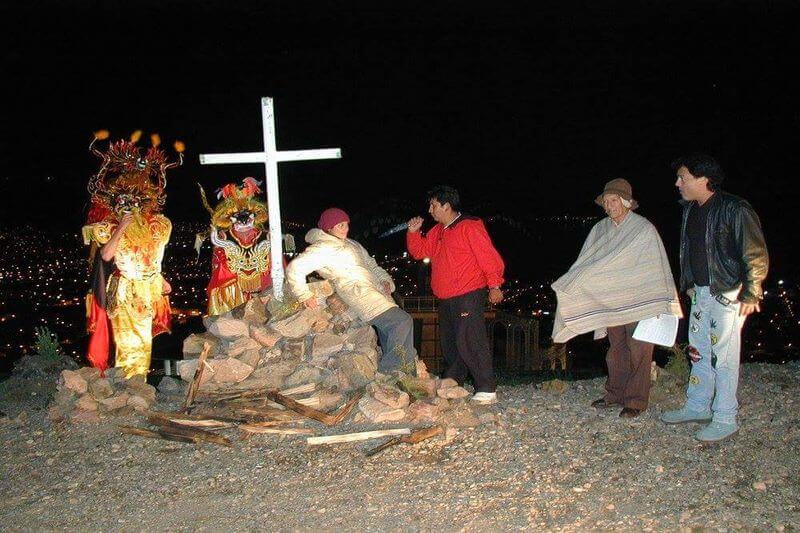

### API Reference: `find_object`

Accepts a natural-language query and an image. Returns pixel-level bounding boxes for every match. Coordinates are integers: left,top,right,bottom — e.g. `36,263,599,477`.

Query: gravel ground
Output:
1,362,798,532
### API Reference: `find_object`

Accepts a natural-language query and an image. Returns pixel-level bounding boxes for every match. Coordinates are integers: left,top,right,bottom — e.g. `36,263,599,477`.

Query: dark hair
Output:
671,153,725,191
427,185,461,210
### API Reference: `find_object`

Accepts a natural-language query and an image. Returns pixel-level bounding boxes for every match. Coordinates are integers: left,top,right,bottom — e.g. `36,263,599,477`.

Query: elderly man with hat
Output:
286,207,418,376
552,179,682,417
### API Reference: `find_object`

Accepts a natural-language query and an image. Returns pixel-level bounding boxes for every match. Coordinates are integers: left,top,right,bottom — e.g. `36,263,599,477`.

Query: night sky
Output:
1,1,798,273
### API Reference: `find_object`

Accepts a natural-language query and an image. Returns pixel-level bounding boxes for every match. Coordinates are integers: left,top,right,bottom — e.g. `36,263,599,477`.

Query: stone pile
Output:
179,281,487,427
48,367,159,424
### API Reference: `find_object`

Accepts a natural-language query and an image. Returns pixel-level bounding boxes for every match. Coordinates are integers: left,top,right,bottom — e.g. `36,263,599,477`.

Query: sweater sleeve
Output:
465,220,505,288
406,229,432,260
285,245,333,303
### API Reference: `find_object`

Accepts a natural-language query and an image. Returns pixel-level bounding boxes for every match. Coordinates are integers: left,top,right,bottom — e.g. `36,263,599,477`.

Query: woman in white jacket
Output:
285,208,418,375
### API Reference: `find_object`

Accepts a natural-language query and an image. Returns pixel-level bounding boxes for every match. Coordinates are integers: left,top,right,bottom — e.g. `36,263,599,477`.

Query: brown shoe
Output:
591,398,619,409
619,407,643,418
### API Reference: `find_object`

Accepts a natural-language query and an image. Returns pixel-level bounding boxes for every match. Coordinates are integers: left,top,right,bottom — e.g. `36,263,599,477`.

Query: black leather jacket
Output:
679,191,768,304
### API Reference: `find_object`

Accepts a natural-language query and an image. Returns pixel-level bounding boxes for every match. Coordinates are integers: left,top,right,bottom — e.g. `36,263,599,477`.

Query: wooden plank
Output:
147,414,234,447
307,428,411,446
279,383,317,396
240,419,305,428
265,391,337,425
120,425,194,444
147,412,232,430
265,389,363,427
183,343,211,413
239,425,313,435
328,390,363,425
364,425,443,457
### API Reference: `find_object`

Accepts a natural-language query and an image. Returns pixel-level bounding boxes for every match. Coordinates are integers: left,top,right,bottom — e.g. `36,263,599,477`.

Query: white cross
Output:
199,97,341,300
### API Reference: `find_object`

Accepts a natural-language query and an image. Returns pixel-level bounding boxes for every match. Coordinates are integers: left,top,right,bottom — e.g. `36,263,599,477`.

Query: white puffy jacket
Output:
286,229,397,322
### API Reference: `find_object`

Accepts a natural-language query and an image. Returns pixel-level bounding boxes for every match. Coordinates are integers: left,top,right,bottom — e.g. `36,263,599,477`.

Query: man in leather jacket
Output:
661,154,768,443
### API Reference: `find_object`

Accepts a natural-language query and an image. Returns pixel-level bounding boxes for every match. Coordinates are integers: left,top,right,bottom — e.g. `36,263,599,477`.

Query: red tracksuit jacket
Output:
406,215,505,299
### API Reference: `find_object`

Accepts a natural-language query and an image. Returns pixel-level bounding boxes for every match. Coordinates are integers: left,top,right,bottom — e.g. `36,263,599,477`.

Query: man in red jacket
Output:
407,186,505,404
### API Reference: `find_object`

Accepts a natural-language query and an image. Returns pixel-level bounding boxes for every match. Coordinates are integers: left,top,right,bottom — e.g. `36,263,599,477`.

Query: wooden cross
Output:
199,97,341,300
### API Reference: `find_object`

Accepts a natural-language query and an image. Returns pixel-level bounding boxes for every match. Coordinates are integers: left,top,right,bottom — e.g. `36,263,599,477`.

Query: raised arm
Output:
100,214,133,262
406,216,433,259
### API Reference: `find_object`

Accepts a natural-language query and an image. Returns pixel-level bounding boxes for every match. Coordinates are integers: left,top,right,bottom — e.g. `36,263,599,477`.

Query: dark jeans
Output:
370,307,418,375
438,289,496,393
605,321,654,410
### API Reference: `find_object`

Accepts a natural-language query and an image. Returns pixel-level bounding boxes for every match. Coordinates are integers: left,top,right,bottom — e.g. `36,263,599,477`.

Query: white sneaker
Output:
471,392,497,405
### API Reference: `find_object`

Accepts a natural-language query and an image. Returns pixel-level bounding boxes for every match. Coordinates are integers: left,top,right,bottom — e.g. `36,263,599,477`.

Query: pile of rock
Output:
179,281,488,427
48,367,158,424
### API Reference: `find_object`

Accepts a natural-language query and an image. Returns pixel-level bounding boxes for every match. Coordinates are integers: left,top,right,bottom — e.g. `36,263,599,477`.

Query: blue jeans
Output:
685,285,747,425
369,307,418,375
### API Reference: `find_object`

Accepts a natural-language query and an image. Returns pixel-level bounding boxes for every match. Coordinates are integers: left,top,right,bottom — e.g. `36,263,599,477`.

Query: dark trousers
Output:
438,289,496,393
604,321,654,410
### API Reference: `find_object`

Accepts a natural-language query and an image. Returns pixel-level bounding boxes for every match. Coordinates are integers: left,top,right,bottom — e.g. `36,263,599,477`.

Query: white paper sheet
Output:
632,314,679,347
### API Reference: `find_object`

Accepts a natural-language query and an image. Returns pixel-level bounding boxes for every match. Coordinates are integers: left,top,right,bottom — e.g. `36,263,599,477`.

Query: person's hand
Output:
382,281,393,295
117,213,134,231
739,301,760,316
302,297,319,310
407,216,424,233
161,279,172,295
686,287,696,299
488,288,503,304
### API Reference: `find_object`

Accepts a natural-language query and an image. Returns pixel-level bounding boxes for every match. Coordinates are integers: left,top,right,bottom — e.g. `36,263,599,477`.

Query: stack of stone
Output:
48,367,158,424
179,281,487,427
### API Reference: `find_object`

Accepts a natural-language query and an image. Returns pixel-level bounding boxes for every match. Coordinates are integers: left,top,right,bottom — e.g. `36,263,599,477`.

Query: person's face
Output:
428,199,450,223
675,165,709,202
231,210,256,233
603,194,629,223
329,220,349,239
114,194,142,215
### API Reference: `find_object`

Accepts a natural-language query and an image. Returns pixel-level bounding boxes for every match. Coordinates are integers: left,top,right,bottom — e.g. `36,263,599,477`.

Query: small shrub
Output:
33,327,64,360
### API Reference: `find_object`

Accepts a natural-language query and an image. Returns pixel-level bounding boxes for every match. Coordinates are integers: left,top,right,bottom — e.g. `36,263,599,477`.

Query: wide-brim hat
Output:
595,178,639,210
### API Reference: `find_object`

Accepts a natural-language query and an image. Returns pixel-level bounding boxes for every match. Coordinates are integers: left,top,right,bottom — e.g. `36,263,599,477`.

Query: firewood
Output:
148,410,233,429
239,425,313,435
119,425,194,444
233,406,302,422
146,412,233,430
265,391,336,425
183,343,211,413
307,428,411,446
239,419,305,428
279,383,317,396
199,387,273,402
265,390,361,426
146,415,234,447
328,390,364,425
364,425,443,457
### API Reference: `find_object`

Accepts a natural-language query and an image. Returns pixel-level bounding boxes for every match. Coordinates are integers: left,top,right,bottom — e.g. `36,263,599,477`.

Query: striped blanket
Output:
551,212,682,343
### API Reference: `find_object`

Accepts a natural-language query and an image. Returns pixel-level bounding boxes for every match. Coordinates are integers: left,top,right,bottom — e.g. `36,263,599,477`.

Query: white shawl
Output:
551,212,682,343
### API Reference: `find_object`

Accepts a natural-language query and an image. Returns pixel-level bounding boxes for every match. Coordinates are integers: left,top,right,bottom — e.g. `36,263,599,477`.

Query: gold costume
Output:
198,178,274,316
89,215,172,377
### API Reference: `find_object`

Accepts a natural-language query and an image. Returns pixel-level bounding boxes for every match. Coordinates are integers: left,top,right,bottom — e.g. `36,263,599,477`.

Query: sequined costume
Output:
197,178,277,316
83,132,182,377
87,216,172,376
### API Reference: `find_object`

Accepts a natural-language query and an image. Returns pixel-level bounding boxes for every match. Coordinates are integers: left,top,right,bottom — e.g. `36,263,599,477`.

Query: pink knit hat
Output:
317,207,350,231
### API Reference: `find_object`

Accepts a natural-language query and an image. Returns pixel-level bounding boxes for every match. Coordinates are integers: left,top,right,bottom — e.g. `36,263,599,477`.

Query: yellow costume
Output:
87,216,172,377
83,134,182,377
